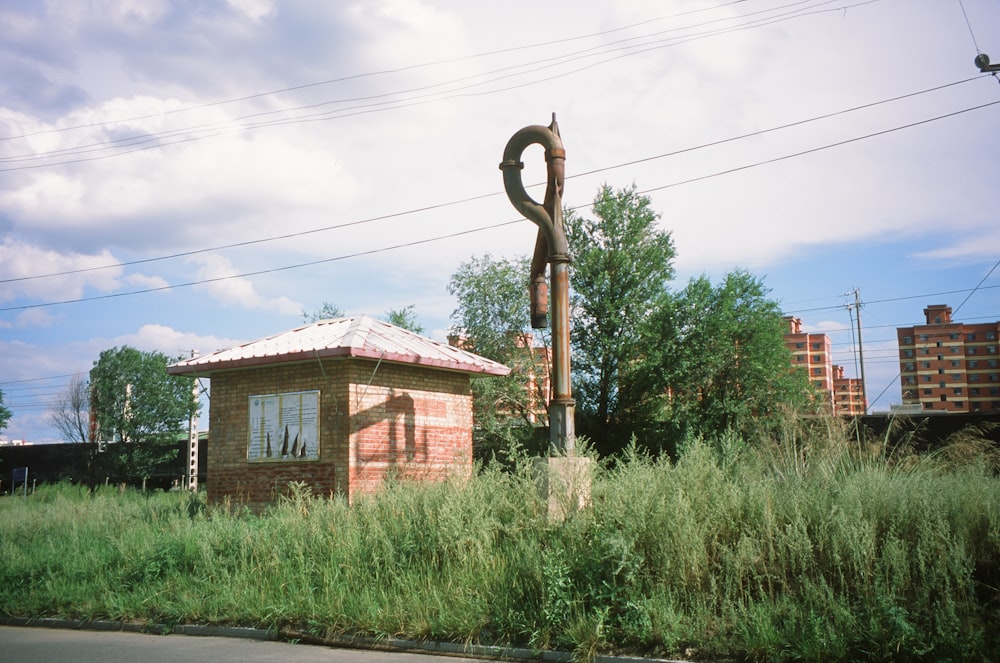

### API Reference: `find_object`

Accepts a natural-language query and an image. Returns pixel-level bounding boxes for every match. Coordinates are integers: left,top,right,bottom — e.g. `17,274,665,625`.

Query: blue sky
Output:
2,0,999,442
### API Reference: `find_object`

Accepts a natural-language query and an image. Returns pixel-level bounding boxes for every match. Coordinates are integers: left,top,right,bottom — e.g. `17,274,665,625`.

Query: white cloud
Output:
113,323,245,358
226,0,275,22
0,235,123,304
125,272,170,291
189,253,302,315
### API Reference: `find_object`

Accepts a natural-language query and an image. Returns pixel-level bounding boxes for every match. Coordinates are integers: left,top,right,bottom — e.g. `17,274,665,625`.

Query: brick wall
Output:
207,357,472,508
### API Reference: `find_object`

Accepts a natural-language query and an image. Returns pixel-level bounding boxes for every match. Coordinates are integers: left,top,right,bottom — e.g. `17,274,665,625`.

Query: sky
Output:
1,0,999,443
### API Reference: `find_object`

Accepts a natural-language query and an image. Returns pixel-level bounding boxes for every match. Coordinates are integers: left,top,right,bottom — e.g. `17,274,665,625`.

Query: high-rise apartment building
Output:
784,316,866,416
832,365,866,416
897,304,1000,413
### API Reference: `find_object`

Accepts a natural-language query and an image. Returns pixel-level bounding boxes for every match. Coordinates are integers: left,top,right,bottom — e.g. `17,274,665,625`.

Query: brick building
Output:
168,316,509,507
832,365,866,416
784,316,866,416
897,304,1000,413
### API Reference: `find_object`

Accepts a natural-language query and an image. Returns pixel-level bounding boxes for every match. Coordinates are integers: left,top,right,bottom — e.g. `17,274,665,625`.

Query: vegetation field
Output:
1,425,998,662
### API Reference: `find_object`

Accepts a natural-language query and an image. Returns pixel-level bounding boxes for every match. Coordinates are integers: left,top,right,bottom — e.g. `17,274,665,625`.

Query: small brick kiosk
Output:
167,315,509,507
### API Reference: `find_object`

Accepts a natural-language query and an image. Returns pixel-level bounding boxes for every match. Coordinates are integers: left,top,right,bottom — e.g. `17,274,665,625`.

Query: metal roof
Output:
166,315,510,377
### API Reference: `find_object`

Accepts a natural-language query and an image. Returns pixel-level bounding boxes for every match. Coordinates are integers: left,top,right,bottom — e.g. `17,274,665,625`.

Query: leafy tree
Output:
49,372,102,490
448,254,536,361
302,301,344,323
384,305,425,334
565,183,676,452
640,270,815,449
0,387,11,432
89,346,199,487
448,254,547,462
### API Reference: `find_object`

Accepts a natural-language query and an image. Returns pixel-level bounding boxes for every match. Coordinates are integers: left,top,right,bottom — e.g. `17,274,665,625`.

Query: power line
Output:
1,77,985,287
0,0,883,171
0,219,523,312
0,0,756,144
3,99,997,312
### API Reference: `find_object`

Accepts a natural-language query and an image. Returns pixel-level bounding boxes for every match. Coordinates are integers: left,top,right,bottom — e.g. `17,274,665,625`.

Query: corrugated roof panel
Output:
167,315,510,377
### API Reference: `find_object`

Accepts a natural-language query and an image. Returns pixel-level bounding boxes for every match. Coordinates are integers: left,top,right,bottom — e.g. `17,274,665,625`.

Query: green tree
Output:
302,301,343,323
448,254,534,361
89,346,199,487
565,183,676,452
641,270,815,449
0,387,11,432
383,305,425,334
448,254,547,462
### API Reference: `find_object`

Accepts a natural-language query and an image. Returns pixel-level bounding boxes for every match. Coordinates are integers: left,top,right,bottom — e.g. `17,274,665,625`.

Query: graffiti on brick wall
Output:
248,390,320,461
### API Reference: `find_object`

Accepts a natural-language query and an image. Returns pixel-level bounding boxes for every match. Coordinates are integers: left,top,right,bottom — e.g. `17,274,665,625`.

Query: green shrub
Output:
1,423,997,661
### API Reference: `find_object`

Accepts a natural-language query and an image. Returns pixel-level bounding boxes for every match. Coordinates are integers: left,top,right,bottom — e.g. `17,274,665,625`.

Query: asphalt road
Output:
0,626,488,663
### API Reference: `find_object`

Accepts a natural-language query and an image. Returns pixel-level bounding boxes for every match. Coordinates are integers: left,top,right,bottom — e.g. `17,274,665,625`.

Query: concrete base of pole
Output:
531,455,592,522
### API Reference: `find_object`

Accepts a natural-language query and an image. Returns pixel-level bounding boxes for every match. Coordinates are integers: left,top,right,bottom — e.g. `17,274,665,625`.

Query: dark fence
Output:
0,433,208,493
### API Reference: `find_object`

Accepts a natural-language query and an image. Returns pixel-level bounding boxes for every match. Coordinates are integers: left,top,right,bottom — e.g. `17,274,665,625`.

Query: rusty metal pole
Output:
500,114,575,455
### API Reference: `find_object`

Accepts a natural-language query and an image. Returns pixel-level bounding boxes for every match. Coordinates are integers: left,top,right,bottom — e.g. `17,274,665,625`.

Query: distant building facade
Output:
784,316,866,416
897,304,1000,413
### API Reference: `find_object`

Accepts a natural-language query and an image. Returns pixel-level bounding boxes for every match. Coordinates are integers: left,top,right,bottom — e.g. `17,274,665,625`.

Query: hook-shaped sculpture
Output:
500,114,575,454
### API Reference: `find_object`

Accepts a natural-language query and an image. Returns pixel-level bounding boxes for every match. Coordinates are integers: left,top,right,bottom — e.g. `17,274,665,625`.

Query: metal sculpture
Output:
500,114,575,455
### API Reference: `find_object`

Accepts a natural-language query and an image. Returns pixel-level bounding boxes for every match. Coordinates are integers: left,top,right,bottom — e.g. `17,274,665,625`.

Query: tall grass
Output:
1,422,997,662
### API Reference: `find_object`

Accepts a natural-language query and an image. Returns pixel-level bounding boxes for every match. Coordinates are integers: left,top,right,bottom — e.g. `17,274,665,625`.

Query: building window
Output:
987,332,996,340
796,342,804,349
951,360,960,368
812,368,822,375
969,347,977,355
991,374,999,382
954,388,963,396
902,336,912,344
920,334,929,341
952,346,960,353
936,341,942,348
904,349,914,357
989,346,998,354
923,389,932,395
967,333,977,341
971,374,980,382
922,361,931,369
971,388,981,396
924,402,933,409
812,343,821,350
990,359,999,368
924,375,932,382
922,348,930,355
953,374,962,380
955,401,965,409
969,360,979,368
905,363,915,371
940,394,948,401
950,333,959,340
813,355,822,362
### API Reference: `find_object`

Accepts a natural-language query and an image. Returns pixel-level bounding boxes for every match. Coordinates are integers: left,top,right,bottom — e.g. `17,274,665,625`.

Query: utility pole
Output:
853,289,868,415
187,350,199,492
